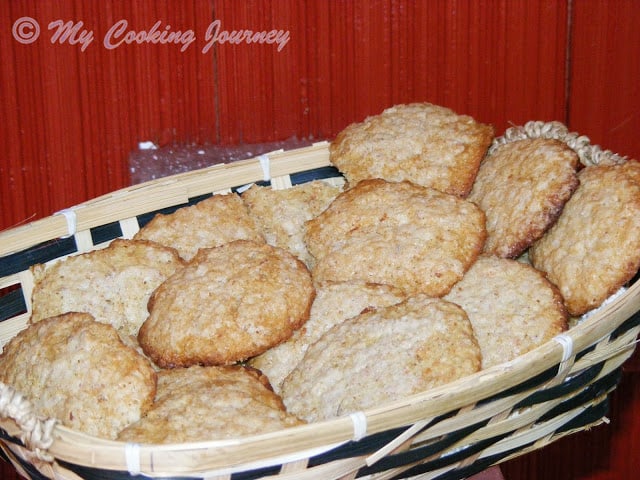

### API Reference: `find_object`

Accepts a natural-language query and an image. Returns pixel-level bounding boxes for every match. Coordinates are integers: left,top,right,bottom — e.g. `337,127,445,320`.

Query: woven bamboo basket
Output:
1,121,639,480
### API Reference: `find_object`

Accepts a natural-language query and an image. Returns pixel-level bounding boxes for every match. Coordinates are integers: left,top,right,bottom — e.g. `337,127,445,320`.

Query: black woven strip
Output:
306,425,410,466
555,393,611,435
611,308,640,340
0,236,77,278
289,166,343,185
353,419,492,478
395,396,610,480
58,458,284,480
135,194,212,229
386,432,512,480
537,368,621,424
0,428,21,445
476,365,558,406
512,361,604,409
228,465,281,480
383,363,613,478
231,180,271,193
57,460,199,480
0,446,10,464
188,193,215,204
573,307,639,365
0,375,618,480
90,221,123,245
0,285,26,322
307,410,461,467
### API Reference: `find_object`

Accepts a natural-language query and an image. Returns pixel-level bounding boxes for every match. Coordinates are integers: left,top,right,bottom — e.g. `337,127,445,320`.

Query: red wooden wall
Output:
1,1,639,479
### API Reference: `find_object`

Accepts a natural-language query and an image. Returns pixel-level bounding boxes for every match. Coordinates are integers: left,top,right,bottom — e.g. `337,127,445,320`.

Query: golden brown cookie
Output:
134,193,265,261
249,281,406,392
30,238,185,337
444,255,568,368
241,180,343,268
468,138,580,258
329,103,494,196
305,178,486,297
117,365,303,443
138,240,315,368
0,312,157,440
530,161,640,316
280,295,481,422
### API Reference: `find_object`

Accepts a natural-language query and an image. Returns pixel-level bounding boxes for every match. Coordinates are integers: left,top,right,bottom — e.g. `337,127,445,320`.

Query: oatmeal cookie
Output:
30,238,185,337
468,138,579,258
250,281,405,392
329,103,494,196
241,180,342,268
305,179,486,297
530,161,640,316
134,193,264,261
117,365,302,443
280,295,481,422
445,255,568,368
138,240,315,368
0,312,156,439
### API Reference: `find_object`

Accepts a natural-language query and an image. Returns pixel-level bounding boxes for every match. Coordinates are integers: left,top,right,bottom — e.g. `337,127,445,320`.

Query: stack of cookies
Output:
2,103,639,441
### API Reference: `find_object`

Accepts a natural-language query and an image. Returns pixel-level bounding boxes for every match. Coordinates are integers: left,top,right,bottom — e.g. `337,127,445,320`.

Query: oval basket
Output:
1,122,639,480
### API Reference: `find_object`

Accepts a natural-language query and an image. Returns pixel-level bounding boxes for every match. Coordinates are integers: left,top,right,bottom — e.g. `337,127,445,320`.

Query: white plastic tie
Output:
125,442,141,475
54,208,77,238
258,154,271,181
349,411,368,441
554,334,574,363
235,183,254,194
554,333,574,376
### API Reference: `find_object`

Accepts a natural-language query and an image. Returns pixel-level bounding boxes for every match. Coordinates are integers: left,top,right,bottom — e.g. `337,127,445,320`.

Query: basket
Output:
1,121,639,480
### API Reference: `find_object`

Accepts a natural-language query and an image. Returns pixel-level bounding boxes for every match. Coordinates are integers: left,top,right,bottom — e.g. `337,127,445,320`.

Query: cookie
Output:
241,180,342,267
530,161,640,316
280,295,481,422
134,193,265,261
249,281,406,392
444,255,568,368
468,138,580,258
138,240,315,368
30,238,185,337
305,178,486,297
329,103,494,197
0,312,157,440
117,365,303,443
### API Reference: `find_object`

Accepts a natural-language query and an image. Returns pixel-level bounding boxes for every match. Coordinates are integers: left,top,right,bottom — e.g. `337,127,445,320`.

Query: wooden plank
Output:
0,1,218,232
568,0,640,159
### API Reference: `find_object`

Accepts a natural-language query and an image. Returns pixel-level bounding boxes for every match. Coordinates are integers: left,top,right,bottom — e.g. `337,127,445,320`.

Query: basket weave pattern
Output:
1,126,639,480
